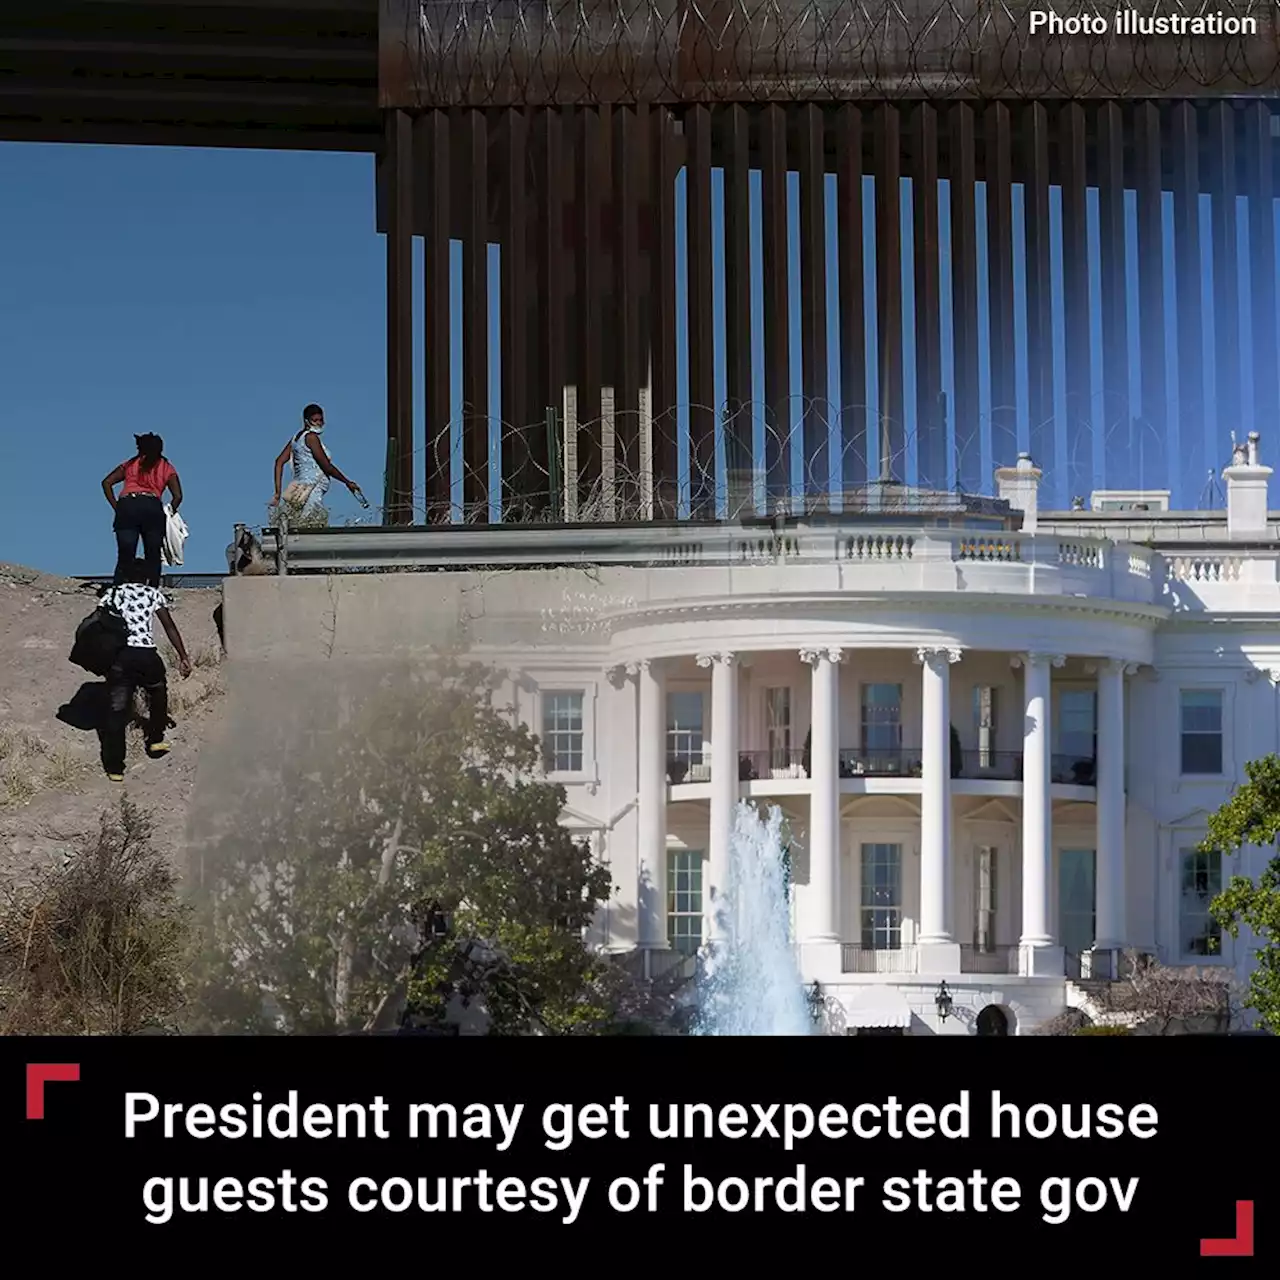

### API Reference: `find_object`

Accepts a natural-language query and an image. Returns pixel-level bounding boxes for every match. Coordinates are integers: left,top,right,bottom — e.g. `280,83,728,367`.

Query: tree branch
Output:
335,816,404,1027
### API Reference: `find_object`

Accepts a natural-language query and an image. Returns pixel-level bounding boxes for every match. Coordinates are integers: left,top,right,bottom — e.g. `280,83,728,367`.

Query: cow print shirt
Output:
104,583,169,649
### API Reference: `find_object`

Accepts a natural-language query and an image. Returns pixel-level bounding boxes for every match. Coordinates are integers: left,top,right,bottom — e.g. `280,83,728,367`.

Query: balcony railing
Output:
666,747,1098,787
614,948,700,985
960,944,1020,975
957,750,1022,781
839,747,923,778
1052,753,1096,786
737,749,809,781
666,756,712,784
841,944,917,974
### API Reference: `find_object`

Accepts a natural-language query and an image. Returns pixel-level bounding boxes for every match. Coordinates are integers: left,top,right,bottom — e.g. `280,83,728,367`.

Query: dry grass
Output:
156,640,224,718
2,744,95,808
186,642,223,671
169,672,224,718
2,760,39,809
0,726,49,763
1,728,50,809
157,639,222,673
0,728,84,810
0,642,224,810
0,798,194,1034
43,745,91,790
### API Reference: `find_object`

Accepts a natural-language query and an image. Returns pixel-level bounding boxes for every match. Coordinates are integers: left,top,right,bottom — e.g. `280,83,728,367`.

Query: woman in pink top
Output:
102,433,183,587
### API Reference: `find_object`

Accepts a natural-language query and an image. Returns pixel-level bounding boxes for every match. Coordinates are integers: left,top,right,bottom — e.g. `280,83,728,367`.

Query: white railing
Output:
1168,555,1242,583
841,944,918,974
954,534,1021,562
844,531,915,561
1057,539,1106,569
265,520,1119,573
253,519,1280,611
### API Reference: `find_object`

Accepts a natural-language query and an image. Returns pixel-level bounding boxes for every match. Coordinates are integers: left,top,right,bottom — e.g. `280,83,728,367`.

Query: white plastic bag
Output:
162,504,189,567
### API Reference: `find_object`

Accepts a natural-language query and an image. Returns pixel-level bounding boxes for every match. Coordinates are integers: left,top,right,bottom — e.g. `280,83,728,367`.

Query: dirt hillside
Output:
0,563,226,882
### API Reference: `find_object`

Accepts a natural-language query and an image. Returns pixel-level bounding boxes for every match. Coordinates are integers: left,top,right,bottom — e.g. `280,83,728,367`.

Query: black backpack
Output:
69,594,129,676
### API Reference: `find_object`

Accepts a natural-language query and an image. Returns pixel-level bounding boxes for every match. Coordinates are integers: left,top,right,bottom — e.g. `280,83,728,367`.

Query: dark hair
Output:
135,433,164,472
302,404,323,422
126,557,151,584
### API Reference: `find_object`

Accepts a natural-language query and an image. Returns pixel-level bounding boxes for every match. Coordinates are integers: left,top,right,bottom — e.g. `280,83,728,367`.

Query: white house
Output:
238,437,1280,1036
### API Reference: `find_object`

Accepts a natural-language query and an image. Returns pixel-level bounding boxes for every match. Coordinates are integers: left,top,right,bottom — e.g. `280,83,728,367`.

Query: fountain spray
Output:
693,800,814,1036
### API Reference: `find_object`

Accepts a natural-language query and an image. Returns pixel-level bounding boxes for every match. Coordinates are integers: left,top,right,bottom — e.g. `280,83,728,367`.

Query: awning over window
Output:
844,987,913,1030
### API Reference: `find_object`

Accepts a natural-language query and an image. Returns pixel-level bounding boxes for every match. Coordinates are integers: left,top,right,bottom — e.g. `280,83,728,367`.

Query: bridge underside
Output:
4,3,1280,524
0,1,380,150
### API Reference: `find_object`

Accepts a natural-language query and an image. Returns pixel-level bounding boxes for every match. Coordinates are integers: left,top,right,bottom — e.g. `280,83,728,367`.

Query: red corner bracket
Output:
26,1063,80,1120
1200,1201,1255,1258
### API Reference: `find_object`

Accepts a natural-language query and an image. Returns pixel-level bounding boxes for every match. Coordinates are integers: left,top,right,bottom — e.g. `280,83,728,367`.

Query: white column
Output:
800,647,842,943
916,647,960,941
916,647,962,974
1093,659,1129,951
697,651,738,942
635,659,667,949
1015,651,1065,975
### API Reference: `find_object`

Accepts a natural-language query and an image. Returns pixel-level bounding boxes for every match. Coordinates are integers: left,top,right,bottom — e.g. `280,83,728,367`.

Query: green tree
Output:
1200,753,1280,1034
188,659,616,1035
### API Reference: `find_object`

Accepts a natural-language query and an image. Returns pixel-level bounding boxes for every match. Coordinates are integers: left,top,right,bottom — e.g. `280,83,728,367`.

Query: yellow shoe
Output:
147,742,172,757
106,773,124,783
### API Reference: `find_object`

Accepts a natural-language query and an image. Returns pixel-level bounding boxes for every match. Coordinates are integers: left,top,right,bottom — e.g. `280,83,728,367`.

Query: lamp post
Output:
934,981,953,1024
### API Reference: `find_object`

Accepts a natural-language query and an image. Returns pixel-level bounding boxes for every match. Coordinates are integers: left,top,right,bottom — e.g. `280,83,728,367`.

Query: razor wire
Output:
382,1,1280,108
338,395,1196,529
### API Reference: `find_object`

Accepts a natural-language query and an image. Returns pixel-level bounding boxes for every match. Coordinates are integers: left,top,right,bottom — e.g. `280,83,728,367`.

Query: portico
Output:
625,642,1137,983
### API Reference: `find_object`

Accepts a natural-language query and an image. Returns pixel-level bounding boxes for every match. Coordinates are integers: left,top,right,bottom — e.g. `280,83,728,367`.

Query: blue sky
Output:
0,141,1266,574
0,145,386,576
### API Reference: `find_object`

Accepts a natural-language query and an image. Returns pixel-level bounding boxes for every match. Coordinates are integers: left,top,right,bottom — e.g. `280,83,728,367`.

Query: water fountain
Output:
693,800,816,1036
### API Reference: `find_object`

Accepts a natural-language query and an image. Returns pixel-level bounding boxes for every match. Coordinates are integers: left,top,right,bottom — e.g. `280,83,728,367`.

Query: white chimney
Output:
1223,431,1272,539
994,453,1041,532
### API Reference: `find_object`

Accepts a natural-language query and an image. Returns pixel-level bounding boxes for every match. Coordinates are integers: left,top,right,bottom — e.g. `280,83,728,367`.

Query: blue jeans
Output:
113,493,165,586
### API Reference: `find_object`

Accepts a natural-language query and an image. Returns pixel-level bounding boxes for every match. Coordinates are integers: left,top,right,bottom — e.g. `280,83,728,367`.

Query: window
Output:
666,691,704,768
765,687,792,769
1058,849,1096,956
861,683,903,752
1057,689,1096,762
974,846,997,952
859,842,902,950
1180,690,1224,775
541,690,584,773
667,850,704,955
1180,848,1223,957
973,686,998,767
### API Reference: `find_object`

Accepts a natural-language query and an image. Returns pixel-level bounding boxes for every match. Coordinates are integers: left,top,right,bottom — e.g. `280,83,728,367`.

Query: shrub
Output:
1033,1008,1090,1036
0,799,193,1034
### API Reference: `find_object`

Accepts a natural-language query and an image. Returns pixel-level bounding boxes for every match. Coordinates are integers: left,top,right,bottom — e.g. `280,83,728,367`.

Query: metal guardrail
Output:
261,520,735,572
257,518,1139,577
